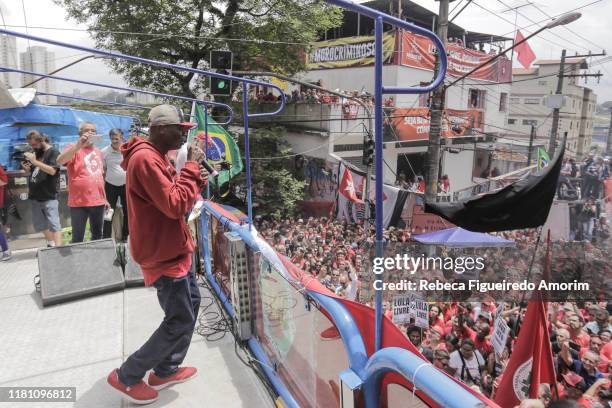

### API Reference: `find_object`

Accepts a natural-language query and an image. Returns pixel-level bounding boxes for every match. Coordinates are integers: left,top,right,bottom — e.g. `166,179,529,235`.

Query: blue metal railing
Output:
0,27,287,228
201,202,486,408
0,67,235,125
323,0,448,354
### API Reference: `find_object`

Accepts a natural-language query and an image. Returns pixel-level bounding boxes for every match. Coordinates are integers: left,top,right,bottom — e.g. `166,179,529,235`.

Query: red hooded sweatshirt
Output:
121,137,205,285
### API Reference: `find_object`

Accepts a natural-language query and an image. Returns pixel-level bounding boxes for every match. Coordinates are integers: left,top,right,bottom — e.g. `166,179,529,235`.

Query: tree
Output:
55,0,343,98
232,126,305,220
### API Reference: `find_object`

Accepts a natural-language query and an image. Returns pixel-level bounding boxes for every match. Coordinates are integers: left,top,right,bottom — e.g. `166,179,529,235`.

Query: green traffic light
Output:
218,80,226,89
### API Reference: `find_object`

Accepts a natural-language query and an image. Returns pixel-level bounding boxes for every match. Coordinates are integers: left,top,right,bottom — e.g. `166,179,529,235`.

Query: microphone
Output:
199,159,219,177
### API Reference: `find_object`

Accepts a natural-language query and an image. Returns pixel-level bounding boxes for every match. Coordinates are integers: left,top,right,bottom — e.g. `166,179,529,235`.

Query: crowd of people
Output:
0,123,129,257
556,153,611,246
256,214,611,407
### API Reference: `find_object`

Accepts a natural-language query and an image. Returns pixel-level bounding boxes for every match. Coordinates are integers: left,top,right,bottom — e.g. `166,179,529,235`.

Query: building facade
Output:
507,59,597,160
20,46,57,104
272,0,514,196
0,35,18,89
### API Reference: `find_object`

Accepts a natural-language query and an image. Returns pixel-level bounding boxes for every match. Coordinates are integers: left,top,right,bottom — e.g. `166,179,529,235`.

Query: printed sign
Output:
413,298,429,329
392,293,428,328
392,294,413,325
390,108,485,142
492,317,511,357
307,33,395,69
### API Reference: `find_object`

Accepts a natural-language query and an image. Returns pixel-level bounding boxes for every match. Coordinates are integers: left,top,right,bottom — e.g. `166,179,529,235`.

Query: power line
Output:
0,24,310,46
527,2,606,52
471,0,579,52
494,0,590,53
20,0,30,49
497,0,604,38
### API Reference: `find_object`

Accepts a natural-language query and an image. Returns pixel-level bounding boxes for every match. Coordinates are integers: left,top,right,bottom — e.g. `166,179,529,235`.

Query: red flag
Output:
495,231,556,407
494,301,556,406
515,31,536,69
339,167,364,204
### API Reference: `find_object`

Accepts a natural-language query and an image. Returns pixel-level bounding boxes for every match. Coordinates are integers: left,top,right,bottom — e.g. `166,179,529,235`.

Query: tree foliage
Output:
233,126,305,220
55,0,343,98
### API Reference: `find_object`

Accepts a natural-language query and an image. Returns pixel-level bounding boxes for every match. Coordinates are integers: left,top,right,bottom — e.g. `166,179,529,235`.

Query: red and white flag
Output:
494,301,556,407
339,165,364,204
514,31,536,69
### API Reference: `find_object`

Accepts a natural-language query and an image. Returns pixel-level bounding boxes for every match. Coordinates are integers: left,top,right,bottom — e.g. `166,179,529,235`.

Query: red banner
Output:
390,107,484,141
411,205,454,234
400,31,512,83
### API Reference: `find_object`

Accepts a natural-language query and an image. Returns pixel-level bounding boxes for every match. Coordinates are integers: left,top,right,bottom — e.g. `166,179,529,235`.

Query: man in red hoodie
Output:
107,105,207,404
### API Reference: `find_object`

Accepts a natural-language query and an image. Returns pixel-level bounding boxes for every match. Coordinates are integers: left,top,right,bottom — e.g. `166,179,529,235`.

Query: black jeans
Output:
70,205,105,243
118,267,201,386
103,182,128,240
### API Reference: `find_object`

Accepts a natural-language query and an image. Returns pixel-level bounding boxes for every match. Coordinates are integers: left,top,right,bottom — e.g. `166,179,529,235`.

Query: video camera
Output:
11,144,33,165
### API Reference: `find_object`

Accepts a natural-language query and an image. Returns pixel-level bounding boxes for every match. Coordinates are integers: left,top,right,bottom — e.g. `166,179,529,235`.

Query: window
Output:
510,97,520,104
572,100,575,108
525,98,540,105
468,89,486,109
522,119,538,126
570,121,572,129
508,119,516,125
499,93,508,112
538,80,548,86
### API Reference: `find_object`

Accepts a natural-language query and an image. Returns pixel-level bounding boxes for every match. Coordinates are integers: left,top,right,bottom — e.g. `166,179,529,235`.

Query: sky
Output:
0,0,610,102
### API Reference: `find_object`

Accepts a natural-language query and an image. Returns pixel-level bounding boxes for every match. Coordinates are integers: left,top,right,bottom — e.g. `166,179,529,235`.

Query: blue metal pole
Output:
0,28,285,118
242,81,253,230
204,106,210,199
374,16,384,353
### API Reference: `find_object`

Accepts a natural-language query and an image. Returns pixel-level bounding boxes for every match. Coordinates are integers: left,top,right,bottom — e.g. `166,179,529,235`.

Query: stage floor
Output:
0,249,273,408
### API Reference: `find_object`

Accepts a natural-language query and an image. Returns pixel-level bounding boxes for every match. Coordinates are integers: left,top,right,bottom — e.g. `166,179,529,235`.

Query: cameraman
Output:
22,130,62,247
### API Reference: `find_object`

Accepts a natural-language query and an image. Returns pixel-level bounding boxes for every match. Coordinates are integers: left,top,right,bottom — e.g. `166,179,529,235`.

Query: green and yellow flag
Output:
190,103,243,191
537,148,550,170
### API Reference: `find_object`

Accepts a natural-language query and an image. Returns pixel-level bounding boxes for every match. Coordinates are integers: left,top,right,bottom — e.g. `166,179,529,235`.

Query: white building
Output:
20,46,57,104
0,35,18,89
268,0,514,196
507,59,597,160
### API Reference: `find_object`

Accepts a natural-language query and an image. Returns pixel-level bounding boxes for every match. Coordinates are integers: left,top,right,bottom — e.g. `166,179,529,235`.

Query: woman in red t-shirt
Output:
0,164,10,260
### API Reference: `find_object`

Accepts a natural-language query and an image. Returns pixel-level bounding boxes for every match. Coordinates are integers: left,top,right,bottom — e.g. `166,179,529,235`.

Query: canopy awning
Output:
413,227,515,247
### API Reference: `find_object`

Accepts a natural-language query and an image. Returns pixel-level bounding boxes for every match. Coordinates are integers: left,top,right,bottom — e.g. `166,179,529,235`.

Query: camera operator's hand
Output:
187,145,204,163
21,161,32,172
76,133,91,149
24,152,36,163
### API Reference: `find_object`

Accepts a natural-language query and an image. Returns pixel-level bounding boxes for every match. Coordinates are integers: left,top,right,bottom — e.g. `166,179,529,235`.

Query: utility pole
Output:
527,124,536,166
548,49,566,157
425,0,451,203
607,108,612,155
548,49,605,156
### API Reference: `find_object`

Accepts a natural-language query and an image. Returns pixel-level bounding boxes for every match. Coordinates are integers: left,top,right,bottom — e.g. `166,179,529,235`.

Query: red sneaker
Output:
320,326,341,340
148,367,198,390
107,369,158,405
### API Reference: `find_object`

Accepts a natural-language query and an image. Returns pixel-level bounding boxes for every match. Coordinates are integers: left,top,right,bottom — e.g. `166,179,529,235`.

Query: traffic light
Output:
363,137,374,166
210,50,233,70
211,69,232,96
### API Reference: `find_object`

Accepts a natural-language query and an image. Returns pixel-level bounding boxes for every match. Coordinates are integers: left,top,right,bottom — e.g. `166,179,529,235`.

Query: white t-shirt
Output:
449,349,485,383
345,271,359,301
101,145,126,186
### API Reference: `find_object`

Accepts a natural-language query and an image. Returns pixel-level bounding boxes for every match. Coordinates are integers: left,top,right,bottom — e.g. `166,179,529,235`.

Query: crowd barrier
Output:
198,201,492,408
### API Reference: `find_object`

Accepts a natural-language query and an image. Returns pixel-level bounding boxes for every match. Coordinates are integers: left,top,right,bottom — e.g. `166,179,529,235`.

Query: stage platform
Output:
0,249,273,408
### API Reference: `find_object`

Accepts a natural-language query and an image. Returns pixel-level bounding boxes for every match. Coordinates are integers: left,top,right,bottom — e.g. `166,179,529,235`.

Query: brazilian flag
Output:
537,148,550,170
190,103,243,195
